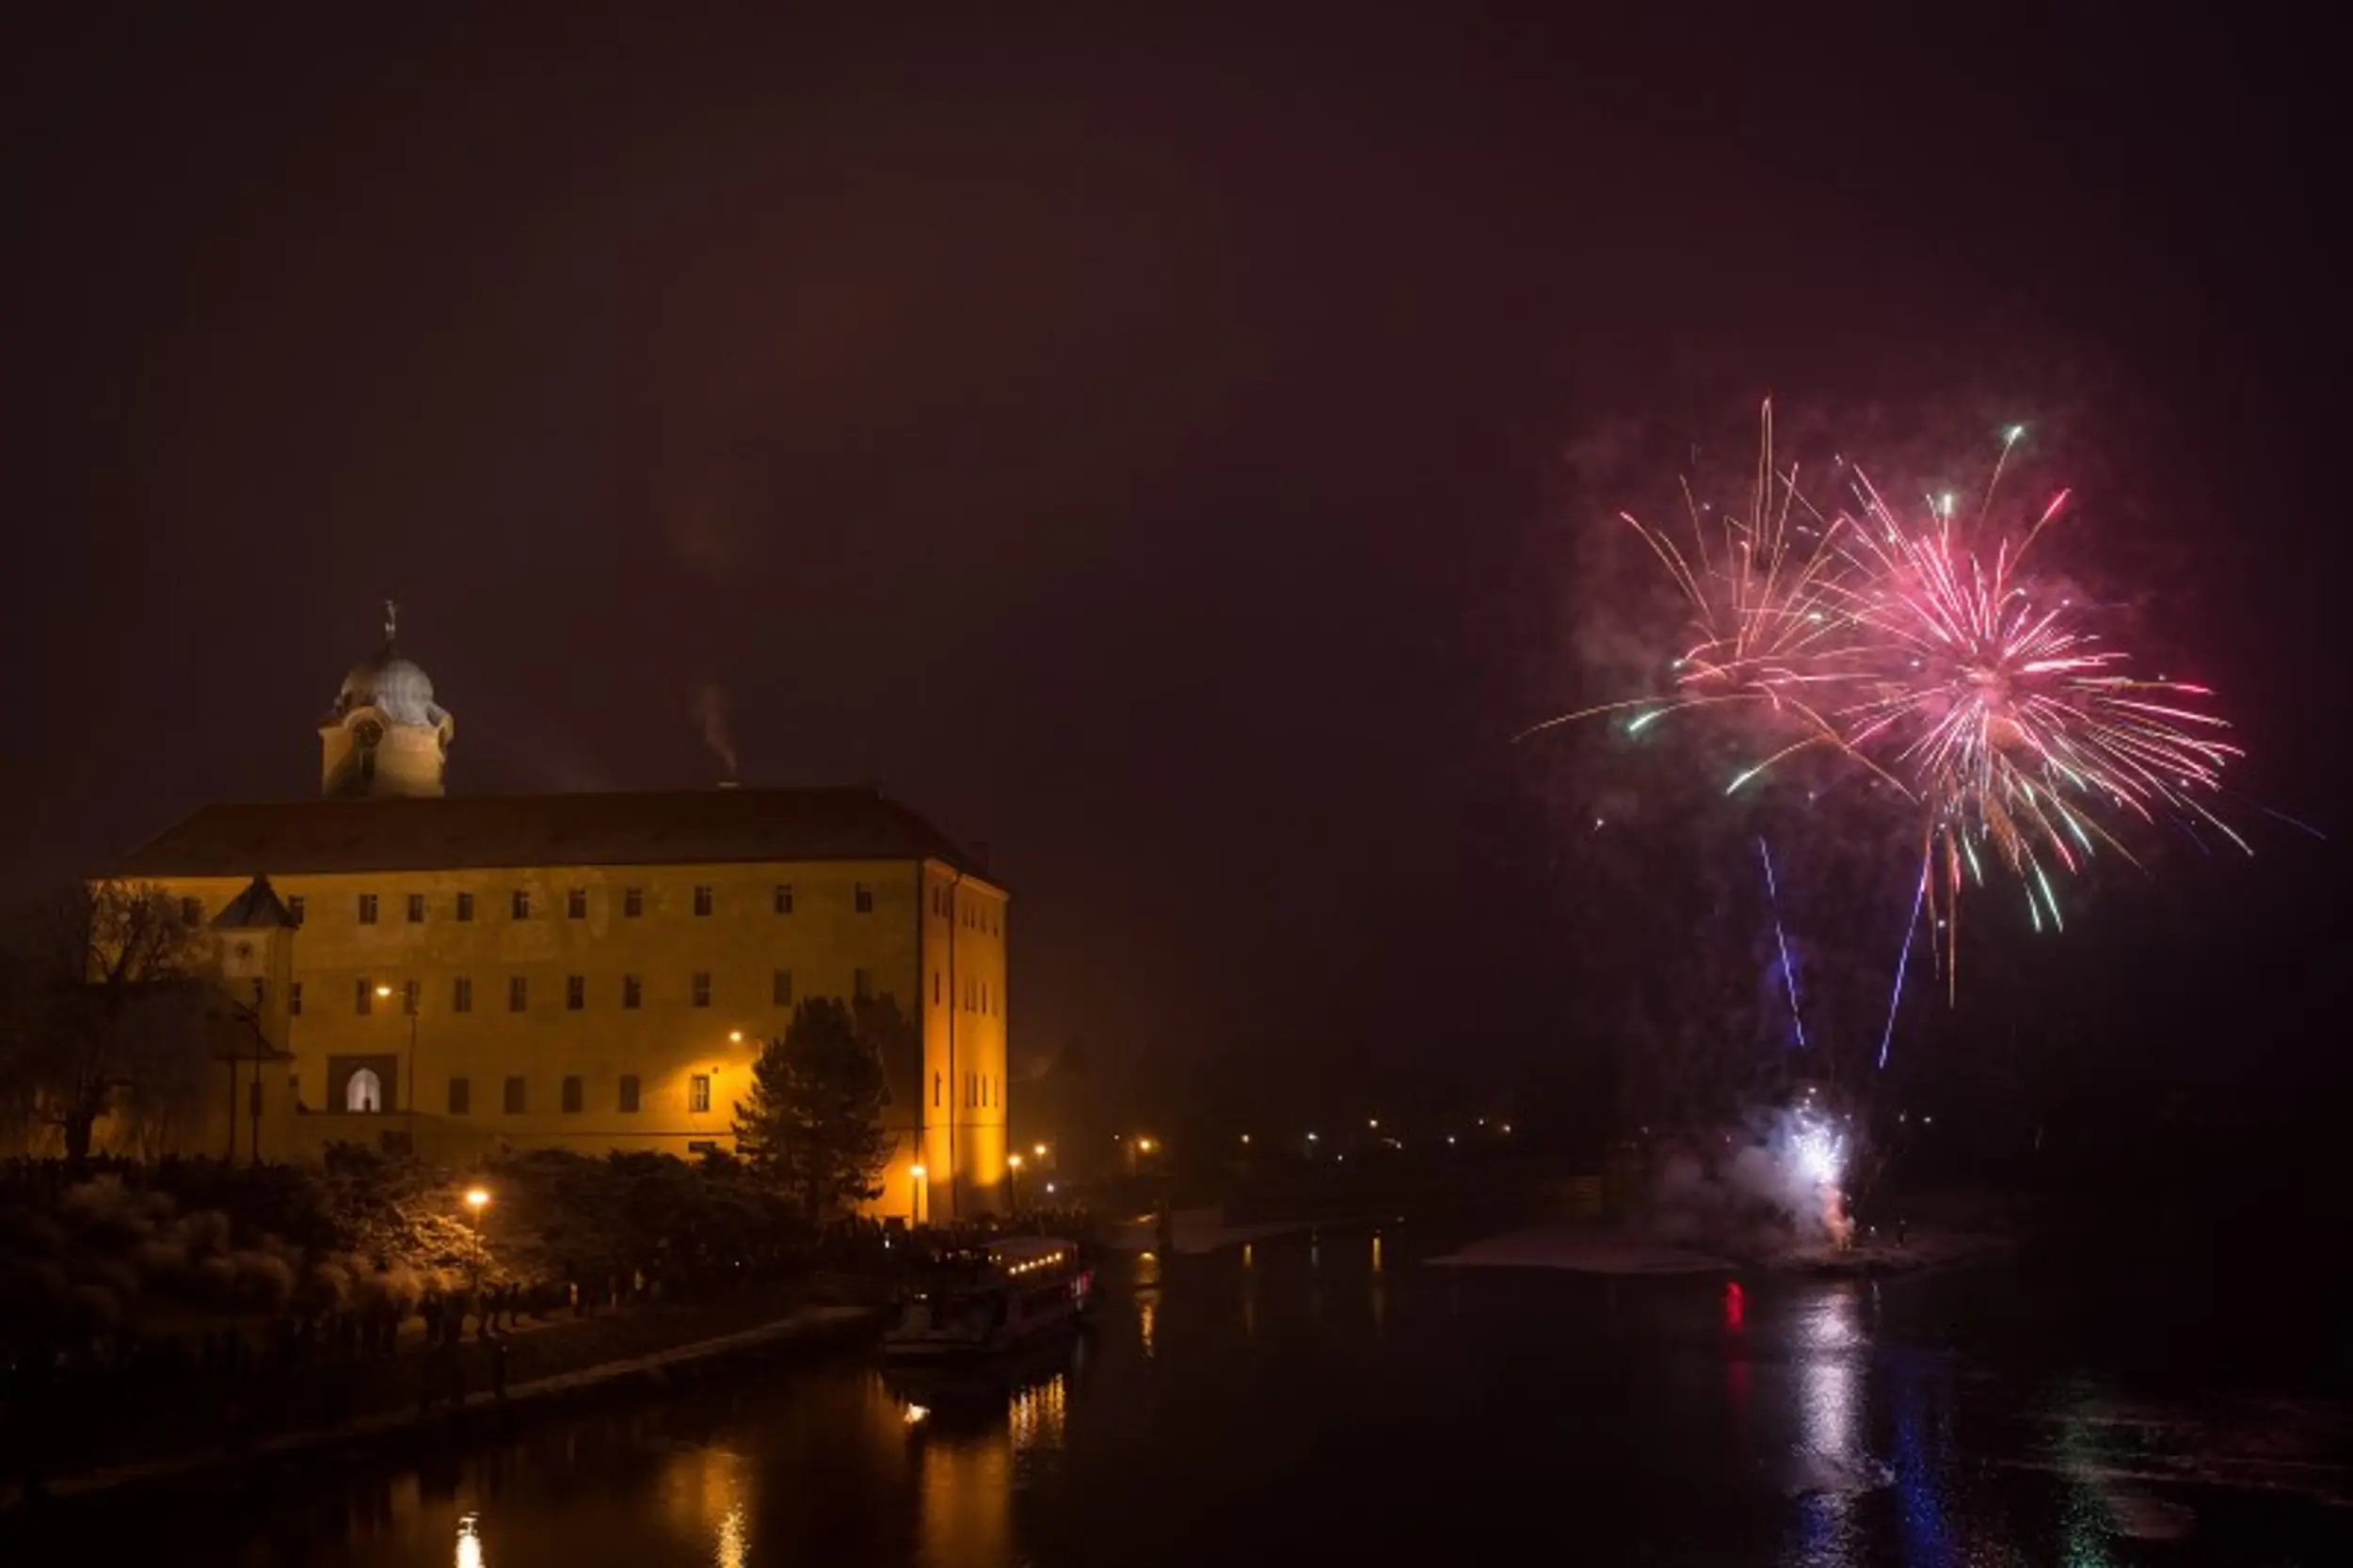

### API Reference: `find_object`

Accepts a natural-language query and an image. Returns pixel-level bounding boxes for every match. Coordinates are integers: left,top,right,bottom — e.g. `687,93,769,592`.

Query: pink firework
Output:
1531,407,2249,991
1835,445,2245,968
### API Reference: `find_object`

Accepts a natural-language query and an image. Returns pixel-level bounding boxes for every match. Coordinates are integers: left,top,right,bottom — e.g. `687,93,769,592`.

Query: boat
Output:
882,1235,1096,1362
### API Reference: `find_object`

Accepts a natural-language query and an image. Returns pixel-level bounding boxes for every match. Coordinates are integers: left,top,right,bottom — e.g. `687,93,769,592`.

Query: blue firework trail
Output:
1878,872,1929,1070
1756,837,1808,1050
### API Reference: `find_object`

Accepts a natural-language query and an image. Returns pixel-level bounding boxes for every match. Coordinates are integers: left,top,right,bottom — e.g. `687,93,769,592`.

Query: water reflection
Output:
1008,1373,1069,1453
1136,1249,1161,1358
57,1243,2353,1568
1788,1284,1868,1566
894,1350,1080,1568
716,1500,747,1568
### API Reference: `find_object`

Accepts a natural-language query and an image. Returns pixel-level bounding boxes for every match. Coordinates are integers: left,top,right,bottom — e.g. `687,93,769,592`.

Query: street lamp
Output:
910,1163,928,1227
463,1186,491,1287
376,983,419,1141
1007,1152,1024,1213
1032,1143,1048,1161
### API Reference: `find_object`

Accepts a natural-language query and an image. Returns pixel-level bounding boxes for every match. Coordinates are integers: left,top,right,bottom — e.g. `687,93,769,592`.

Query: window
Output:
358,893,378,925
455,891,473,922
691,971,711,1008
934,972,941,1005
401,980,419,1016
288,982,303,1016
687,1140,718,1156
567,887,587,919
773,884,794,914
561,1076,583,1113
623,887,643,918
347,1068,382,1113
618,1075,641,1113
622,974,642,1010
504,1077,526,1113
286,894,306,925
772,969,793,1007
448,1077,471,1115
508,975,528,1012
855,883,873,914
693,885,713,917
689,1075,712,1113
854,968,873,1002
934,1072,941,1108
511,889,531,920
407,893,425,923
180,896,202,926
566,975,585,1011
356,980,374,1016
453,976,472,1013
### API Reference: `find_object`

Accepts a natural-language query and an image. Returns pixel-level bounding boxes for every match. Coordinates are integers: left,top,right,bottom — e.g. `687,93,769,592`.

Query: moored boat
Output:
883,1236,1096,1361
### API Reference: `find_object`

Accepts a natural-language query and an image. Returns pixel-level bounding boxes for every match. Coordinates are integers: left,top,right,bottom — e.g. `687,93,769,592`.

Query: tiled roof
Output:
116,788,992,881
211,873,298,930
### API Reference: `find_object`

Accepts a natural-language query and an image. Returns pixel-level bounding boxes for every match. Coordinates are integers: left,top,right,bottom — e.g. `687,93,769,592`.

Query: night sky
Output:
8,14,2348,1121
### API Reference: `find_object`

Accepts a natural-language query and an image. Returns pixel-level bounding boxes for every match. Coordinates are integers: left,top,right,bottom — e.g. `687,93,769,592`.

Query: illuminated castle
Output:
115,611,1010,1220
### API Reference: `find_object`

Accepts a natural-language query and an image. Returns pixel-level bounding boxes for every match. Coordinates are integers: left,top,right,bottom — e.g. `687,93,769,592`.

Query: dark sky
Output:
7,13,2348,1115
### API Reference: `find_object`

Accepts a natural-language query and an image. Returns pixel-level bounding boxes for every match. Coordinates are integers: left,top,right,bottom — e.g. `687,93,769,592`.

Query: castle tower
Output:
320,601,454,798
208,873,299,1162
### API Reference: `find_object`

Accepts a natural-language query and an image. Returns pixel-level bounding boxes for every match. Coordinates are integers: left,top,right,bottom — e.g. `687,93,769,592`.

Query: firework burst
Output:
1534,402,2248,1020
1835,455,2246,979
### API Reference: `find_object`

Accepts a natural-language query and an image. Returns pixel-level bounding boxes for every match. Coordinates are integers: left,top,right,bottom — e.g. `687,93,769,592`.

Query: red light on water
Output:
1724,1281,1745,1331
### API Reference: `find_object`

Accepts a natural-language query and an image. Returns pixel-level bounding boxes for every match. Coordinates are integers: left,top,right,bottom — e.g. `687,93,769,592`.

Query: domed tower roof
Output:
324,600,449,728
319,600,455,798
334,649,440,726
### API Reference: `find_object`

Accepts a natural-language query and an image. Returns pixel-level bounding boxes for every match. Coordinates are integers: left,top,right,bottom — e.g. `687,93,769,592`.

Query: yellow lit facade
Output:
112,632,1011,1220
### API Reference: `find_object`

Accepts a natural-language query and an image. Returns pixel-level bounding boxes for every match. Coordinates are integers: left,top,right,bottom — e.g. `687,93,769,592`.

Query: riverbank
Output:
1,1297,880,1515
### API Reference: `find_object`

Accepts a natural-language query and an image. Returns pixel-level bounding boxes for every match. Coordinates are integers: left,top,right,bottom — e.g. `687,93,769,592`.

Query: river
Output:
21,1217,2353,1565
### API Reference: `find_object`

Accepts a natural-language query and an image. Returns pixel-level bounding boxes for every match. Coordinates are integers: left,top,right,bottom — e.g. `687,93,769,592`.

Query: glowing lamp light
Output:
728,1030,744,1044
903,1402,930,1426
375,984,392,998
464,1187,490,1213
1136,1138,1156,1153
911,1163,927,1181
1033,1143,1048,1160
1008,1154,1024,1172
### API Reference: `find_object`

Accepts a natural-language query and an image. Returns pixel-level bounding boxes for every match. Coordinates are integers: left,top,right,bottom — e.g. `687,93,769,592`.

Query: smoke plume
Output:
693,682,739,779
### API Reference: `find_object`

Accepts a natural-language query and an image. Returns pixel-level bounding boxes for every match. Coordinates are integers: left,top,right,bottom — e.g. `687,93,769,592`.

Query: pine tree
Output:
732,996,891,1222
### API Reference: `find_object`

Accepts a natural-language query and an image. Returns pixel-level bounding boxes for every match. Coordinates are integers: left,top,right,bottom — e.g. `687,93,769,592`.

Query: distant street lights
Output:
1007,1152,1024,1212
911,1163,928,1227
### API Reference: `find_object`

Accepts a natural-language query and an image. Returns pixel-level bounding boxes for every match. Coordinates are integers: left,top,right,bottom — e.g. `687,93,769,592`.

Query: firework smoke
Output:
1653,1100,1854,1254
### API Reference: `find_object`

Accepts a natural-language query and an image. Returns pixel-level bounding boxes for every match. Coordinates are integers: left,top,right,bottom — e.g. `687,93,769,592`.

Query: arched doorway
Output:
347,1067,383,1113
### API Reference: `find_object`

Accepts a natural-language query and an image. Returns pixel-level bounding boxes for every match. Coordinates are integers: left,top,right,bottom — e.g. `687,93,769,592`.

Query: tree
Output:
0,880,206,1163
732,996,891,1222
